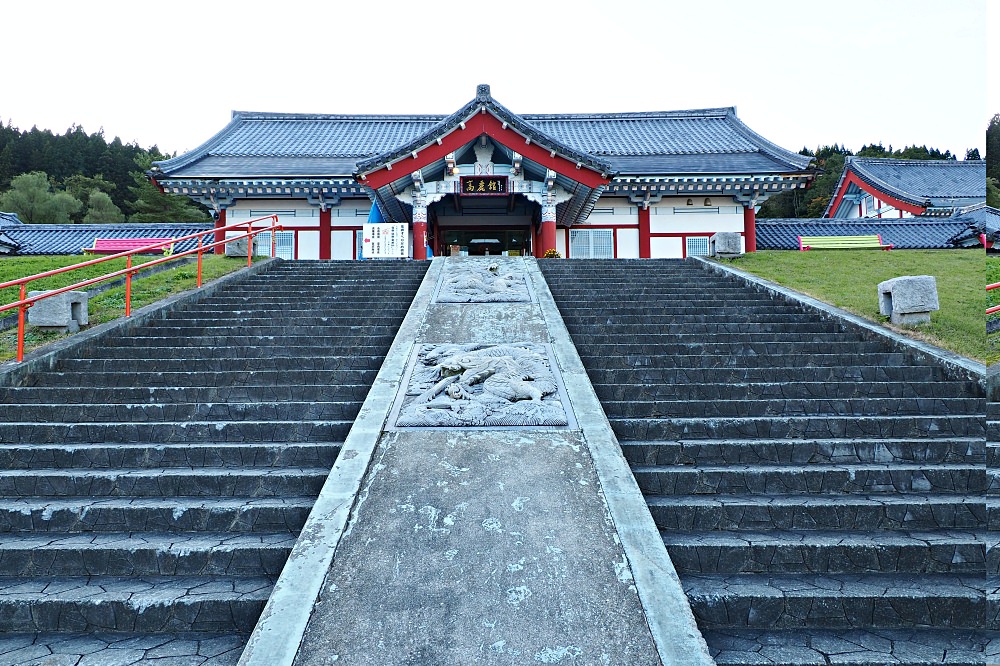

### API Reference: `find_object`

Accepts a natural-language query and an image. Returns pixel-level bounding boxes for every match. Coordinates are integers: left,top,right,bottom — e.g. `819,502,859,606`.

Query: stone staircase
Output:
540,258,989,665
0,260,427,665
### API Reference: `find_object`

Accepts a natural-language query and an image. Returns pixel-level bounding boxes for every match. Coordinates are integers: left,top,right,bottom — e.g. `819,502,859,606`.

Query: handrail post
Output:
247,224,253,268
197,237,204,287
16,284,26,363
125,255,133,317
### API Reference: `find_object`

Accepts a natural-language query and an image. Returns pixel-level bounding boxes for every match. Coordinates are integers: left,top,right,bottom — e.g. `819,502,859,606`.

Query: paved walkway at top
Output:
238,257,712,666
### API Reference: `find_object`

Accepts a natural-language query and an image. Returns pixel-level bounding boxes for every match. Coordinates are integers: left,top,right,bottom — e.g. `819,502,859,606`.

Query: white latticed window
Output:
686,236,710,257
256,231,295,260
569,229,614,259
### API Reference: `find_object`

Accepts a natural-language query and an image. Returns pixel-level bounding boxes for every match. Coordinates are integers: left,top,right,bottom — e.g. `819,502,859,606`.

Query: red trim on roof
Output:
825,171,926,218
358,112,610,190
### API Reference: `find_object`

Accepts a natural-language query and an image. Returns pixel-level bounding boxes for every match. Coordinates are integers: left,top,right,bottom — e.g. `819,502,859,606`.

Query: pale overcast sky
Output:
3,0,989,159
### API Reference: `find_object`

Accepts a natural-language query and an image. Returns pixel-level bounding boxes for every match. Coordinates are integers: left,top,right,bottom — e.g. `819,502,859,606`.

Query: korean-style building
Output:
823,156,985,219
150,85,816,260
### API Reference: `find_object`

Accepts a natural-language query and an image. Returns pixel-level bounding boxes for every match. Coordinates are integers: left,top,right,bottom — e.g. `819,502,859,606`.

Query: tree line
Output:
0,122,209,224
759,143,977,219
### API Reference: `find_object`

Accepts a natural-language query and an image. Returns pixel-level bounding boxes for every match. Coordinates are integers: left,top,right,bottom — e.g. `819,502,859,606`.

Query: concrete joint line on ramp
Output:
238,256,714,666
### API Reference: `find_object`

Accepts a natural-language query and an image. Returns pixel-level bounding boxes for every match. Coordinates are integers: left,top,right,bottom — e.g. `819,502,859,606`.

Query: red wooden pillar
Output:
539,220,556,256
213,209,227,254
412,221,428,260
638,205,651,258
319,208,332,260
743,204,757,253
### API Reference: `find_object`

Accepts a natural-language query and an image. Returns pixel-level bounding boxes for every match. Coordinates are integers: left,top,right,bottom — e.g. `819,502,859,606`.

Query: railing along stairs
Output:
0,216,281,362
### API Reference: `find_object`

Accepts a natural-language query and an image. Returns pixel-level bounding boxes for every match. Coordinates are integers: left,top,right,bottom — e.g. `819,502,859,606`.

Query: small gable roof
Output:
0,212,23,227
824,157,986,217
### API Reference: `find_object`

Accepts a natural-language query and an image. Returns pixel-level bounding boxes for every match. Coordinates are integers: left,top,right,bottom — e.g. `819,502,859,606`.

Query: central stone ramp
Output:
241,257,711,666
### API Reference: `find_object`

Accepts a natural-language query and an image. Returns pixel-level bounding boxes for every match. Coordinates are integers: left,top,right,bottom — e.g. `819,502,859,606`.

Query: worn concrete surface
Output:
292,429,658,666
239,256,711,666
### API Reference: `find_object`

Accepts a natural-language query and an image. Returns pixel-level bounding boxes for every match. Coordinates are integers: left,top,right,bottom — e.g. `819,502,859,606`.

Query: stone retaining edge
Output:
526,257,715,666
0,257,281,387
695,256,986,386
236,259,442,666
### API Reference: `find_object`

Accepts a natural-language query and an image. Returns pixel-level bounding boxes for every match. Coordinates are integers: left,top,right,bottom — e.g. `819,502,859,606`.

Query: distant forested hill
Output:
0,121,209,223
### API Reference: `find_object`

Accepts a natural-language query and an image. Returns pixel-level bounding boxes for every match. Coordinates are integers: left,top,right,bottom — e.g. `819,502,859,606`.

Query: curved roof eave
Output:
151,112,248,176
353,85,614,179
723,109,813,171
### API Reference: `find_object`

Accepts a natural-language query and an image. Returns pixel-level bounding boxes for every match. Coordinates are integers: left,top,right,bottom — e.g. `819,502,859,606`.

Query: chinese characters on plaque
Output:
459,175,508,197
362,223,408,258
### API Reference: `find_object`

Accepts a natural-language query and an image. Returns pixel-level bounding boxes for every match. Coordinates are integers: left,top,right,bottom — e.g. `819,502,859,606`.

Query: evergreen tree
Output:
966,148,981,160
83,190,125,224
0,171,82,224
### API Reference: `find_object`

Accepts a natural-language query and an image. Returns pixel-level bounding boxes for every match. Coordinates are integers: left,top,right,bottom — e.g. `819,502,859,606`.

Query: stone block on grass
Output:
877,275,939,325
27,290,89,333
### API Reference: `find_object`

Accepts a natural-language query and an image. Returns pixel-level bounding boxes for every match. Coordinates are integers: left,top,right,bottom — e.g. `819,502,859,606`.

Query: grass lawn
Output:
716,249,987,363
0,255,253,362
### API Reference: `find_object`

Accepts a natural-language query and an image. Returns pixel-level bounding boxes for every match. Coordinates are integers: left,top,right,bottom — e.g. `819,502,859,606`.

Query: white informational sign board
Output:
362,223,408,259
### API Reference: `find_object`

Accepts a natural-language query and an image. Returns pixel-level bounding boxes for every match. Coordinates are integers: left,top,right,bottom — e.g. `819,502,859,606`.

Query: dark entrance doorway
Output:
440,228,531,256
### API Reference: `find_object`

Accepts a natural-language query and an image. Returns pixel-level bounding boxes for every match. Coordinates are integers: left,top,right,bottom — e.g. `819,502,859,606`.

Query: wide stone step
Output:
0,467,330,497
0,631,246,666
575,341,893,356
0,575,271,632
10,401,360,423
610,415,982,441
683,573,984,630
581,330,857,345
0,532,296,576
55,356,384,372
101,334,398,348
580,351,913,369
0,442,340,470
620,438,984,466
80,346,387,360
596,380,980,401
603,397,983,419
0,420,352,444
22,369,378,388
633,463,984,496
703,627,990,665
0,384,370,404
662,529,987,574
647,495,984,531
0,497,313,533
150,319,404,333
586,364,954,385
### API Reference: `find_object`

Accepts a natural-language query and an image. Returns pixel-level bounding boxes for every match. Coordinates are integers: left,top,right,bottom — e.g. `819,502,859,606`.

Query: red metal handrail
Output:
1,216,281,362
988,282,1000,316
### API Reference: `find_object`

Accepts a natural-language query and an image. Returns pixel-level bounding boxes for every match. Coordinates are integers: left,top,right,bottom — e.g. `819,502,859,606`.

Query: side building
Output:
150,85,814,260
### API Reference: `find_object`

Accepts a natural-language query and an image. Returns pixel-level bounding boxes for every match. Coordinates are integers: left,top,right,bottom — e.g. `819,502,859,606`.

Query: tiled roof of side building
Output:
0,212,23,226
824,157,986,216
1,224,214,256
945,203,1000,244
153,89,812,179
756,219,972,250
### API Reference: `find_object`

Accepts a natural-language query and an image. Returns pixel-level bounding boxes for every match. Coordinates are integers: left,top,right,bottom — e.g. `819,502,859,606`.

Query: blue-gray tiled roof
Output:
0,224,215,256
0,212,23,227
824,157,985,217
756,219,971,250
153,88,812,180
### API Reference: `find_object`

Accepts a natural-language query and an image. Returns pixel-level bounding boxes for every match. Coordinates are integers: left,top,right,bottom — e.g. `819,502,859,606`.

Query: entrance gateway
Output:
149,84,815,260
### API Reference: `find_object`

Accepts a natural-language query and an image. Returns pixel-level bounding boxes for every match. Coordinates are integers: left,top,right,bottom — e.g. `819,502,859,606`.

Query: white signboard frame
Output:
362,223,408,259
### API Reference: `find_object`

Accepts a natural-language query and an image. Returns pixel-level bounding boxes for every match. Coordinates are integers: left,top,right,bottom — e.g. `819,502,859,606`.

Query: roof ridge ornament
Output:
476,84,491,100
